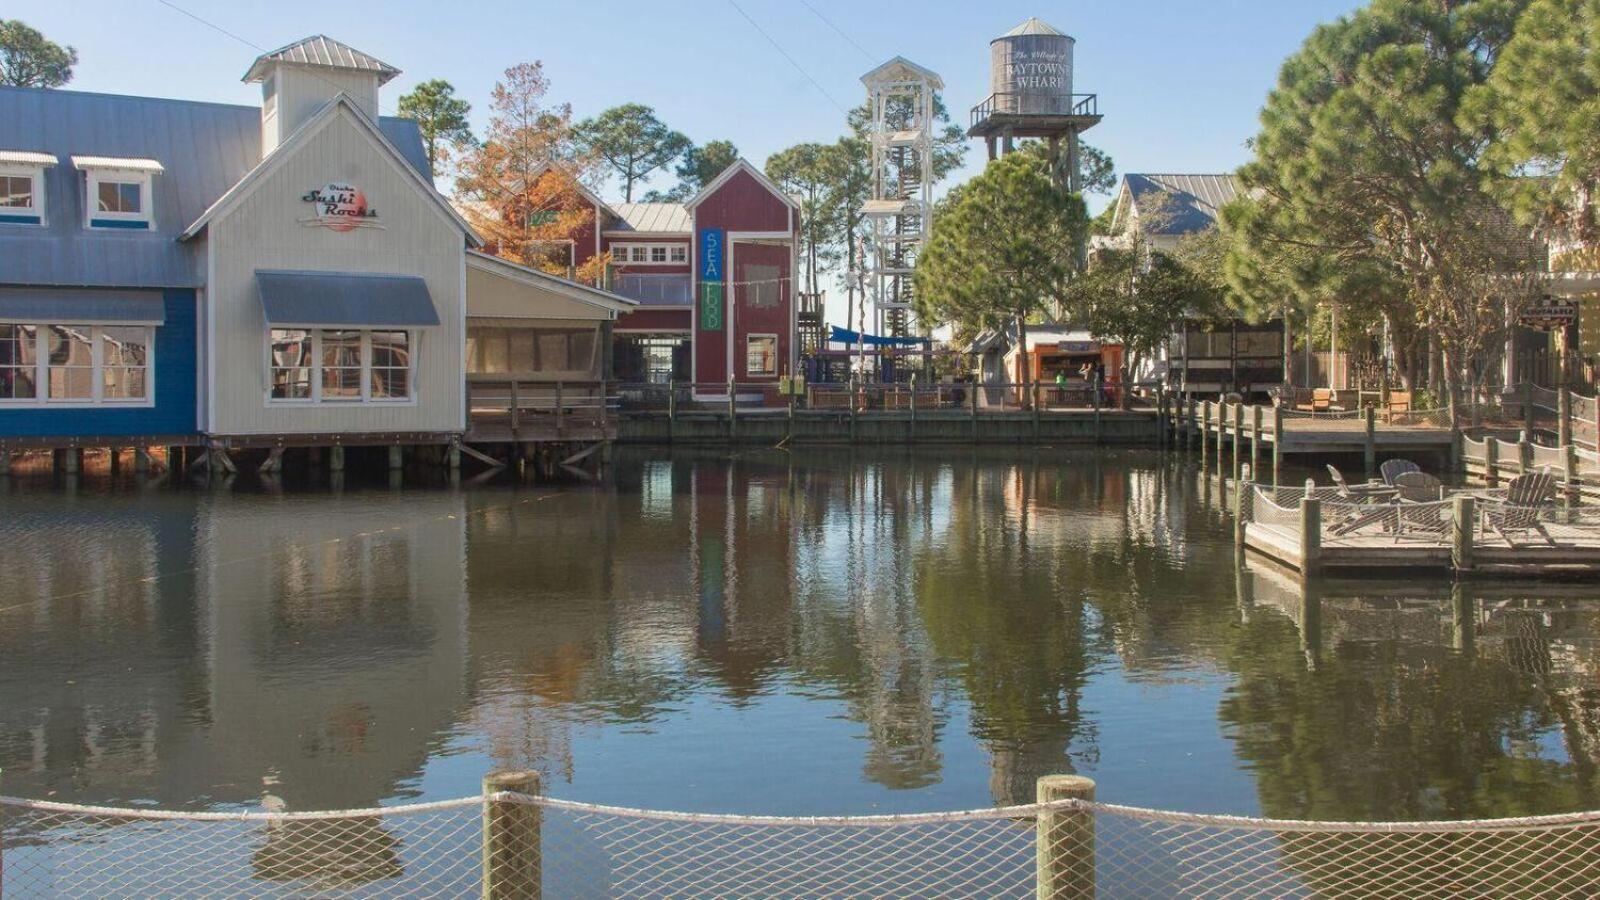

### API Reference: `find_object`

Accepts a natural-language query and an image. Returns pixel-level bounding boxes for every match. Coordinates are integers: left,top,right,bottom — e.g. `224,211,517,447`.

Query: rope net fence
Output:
7,793,1600,898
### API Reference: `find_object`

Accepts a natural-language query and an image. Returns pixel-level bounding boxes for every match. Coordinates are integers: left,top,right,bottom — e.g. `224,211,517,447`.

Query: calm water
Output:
1,448,1597,823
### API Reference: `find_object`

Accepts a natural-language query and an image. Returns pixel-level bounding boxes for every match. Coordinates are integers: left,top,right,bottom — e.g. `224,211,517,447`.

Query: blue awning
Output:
829,325,928,348
0,288,165,324
256,270,441,328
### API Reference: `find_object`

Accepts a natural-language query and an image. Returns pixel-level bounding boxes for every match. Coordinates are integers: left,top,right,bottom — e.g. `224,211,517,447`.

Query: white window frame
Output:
609,242,690,266
264,328,417,406
0,164,46,226
84,169,154,230
746,333,779,378
0,322,155,408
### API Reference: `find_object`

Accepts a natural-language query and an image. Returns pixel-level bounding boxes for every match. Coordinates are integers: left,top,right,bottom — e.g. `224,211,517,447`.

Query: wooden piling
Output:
1200,400,1211,460
1518,431,1531,475
1363,406,1376,476
482,770,542,899
1235,464,1252,561
329,445,345,473
1250,404,1262,475
1452,495,1475,573
1215,400,1226,470
1299,495,1321,578
1484,439,1499,487
389,445,404,472
1231,402,1244,480
0,450,10,476
1272,405,1284,485
1559,386,1572,451
1036,775,1096,900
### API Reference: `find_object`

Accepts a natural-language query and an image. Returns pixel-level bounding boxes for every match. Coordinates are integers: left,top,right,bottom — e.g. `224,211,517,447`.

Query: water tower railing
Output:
970,92,1099,128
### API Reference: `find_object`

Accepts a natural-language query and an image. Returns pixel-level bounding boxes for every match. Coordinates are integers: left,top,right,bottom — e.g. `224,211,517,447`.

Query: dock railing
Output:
7,776,1600,898
466,378,616,442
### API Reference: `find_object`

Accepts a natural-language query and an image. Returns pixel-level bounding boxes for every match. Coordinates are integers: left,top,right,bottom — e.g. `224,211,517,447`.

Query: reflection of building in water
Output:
0,492,470,814
197,493,469,810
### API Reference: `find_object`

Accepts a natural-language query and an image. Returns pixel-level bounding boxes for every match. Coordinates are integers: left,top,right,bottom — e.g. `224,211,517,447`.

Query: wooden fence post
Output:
1452,495,1475,573
1300,494,1322,578
483,770,542,899
1364,406,1376,477
1484,438,1499,487
1272,405,1284,485
1236,464,1252,561
1232,402,1244,480
1559,387,1573,451
1216,401,1226,469
1518,430,1531,474
1036,775,1096,900
1250,405,1262,475
1200,400,1211,461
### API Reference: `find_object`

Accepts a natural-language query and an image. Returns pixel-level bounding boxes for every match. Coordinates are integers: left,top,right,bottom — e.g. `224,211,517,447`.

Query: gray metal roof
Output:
243,36,400,85
257,270,440,327
0,85,431,289
610,203,692,234
1123,174,1242,235
1001,17,1067,38
0,287,166,323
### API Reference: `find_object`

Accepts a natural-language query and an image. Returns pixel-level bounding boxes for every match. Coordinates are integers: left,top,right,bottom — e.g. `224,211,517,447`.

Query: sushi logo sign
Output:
301,183,383,232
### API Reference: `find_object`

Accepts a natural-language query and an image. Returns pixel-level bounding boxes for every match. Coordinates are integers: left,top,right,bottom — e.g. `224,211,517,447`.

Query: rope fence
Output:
7,783,1600,898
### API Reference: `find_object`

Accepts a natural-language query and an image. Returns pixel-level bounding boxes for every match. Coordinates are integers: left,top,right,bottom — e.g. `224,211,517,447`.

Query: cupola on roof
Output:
243,35,401,85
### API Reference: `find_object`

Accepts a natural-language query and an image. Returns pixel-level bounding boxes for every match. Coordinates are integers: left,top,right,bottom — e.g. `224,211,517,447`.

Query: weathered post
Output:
1484,438,1499,487
1156,386,1167,449
1558,387,1573,452
1216,401,1226,470
1451,583,1476,654
388,445,403,472
1363,406,1376,477
1200,400,1211,460
1451,495,1475,573
909,373,918,442
554,381,565,437
1092,377,1102,445
329,445,345,473
728,376,737,441
1185,397,1197,452
63,446,81,475
1517,430,1531,474
482,770,541,900
970,378,979,443
1235,464,1252,562
1272,405,1285,485
1232,402,1244,480
0,450,11,476
1036,775,1096,900
134,446,151,474
1299,493,1322,578
1032,381,1041,443
667,379,677,444
1564,443,1578,501
509,380,521,439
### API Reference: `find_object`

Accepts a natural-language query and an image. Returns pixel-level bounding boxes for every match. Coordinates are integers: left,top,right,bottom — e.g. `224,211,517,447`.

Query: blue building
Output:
0,36,466,468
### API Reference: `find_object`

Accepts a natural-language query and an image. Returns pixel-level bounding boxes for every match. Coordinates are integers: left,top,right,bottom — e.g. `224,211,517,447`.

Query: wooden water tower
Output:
968,17,1102,193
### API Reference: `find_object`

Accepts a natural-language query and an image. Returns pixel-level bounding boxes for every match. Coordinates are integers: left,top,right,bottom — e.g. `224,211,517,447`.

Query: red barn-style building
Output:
539,160,799,399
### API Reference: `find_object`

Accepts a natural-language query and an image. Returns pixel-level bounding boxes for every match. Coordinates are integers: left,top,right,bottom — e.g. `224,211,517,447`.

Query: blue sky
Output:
16,0,1361,205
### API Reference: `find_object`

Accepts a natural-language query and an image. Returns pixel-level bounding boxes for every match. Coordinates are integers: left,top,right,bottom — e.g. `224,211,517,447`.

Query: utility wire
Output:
150,0,400,118
798,0,875,62
726,0,848,114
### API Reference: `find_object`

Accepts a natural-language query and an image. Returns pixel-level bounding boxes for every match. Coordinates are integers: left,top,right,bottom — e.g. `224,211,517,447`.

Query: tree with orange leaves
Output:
455,62,610,284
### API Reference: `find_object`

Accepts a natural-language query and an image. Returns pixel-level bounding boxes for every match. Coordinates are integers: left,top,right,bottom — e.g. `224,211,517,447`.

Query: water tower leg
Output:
986,136,997,161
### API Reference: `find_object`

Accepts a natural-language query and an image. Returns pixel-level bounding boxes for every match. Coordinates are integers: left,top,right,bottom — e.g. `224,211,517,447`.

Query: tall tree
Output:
915,152,1086,402
0,20,75,88
645,139,739,202
396,79,474,179
1232,0,1531,402
574,104,691,202
766,143,844,297
1470,0,1600,248
455,63,608,283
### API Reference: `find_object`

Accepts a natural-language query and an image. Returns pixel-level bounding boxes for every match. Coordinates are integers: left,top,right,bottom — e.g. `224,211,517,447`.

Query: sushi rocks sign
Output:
301,183,383,232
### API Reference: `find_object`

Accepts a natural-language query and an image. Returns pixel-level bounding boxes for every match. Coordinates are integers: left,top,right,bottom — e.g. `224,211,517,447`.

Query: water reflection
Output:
0,451,1596,825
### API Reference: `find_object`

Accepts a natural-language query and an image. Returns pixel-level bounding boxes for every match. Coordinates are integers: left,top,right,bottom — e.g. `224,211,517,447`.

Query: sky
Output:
10,0,1364,321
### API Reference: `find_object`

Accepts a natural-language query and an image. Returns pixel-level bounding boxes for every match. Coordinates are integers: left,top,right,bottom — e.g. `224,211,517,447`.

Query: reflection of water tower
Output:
968,18,1102,193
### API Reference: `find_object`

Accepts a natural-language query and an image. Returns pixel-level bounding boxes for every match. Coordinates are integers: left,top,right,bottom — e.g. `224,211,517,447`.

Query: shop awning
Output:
829,326,928,348
0,288,165,324
256,270,440,328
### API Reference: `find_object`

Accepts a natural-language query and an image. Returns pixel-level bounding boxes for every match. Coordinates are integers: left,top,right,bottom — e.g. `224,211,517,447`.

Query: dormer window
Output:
0,150,56,226
71,156,164,230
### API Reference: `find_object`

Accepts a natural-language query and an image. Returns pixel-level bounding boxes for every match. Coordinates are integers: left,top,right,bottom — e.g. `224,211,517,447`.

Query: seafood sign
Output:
300,183,383,232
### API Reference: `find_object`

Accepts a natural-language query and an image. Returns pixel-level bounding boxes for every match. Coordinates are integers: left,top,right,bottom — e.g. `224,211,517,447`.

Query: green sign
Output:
701,283,724,331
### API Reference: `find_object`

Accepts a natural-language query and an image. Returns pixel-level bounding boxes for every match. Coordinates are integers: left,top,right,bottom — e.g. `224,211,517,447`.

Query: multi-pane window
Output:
99,326,149,400
267,329,412,403
320,330,363,401
96,180,142,215
0,324,37,399
47,326,94,400
0,323,152,405
269,329,313,400
369,331,411,400
0,174,34,209
746,334,778,377
610,243,689,266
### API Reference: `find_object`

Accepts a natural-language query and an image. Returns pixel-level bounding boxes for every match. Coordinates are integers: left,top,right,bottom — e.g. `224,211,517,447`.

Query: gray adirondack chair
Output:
1392,471,1445,540
1379,459,1422,486
1483,470,1558,547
